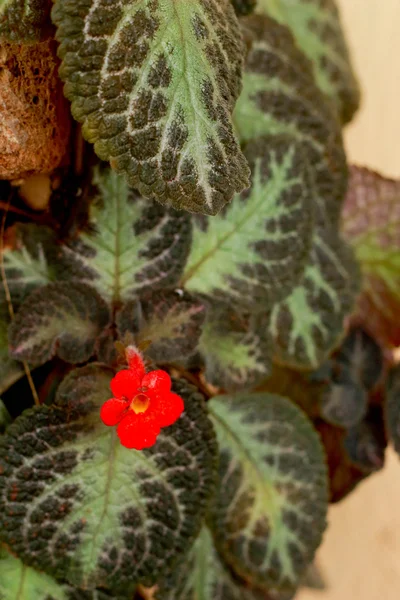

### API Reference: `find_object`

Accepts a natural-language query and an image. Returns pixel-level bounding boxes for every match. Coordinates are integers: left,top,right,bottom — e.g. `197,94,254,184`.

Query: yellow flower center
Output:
130,393,150,414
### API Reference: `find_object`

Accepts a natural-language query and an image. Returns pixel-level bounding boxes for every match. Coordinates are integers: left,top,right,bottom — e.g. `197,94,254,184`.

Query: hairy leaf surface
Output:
199,308,271,392
0,365,217,593
342,166,400,348
8,282,110,365
182,136,314,310
234,15,347,225
0,304,24,395
270,229,360,370
60,170,191,305
320,368,367,429
0,0,51,41
387,366,400,458
117,289,206,362
208,393,328,591
52,0,250,215
255,0,360,123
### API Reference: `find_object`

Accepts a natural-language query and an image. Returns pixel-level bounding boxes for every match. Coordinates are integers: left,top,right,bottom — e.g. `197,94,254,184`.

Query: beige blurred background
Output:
299,1,400,599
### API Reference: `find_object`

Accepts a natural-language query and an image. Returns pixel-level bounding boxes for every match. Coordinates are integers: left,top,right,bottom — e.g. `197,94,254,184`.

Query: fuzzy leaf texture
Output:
156,526,273,600
199,308,271,392
270,229,360,370
59,169,191,305
117,290,206,362
0,547,114,600
51,0,250,215
182,136,314,310
342,166,400,348
0,0,51,41
0,365,217,593
255,0,360,123
387,366,400,458
208,393,328,593
0,304,24,395
8,282,110,365
234,15,347,226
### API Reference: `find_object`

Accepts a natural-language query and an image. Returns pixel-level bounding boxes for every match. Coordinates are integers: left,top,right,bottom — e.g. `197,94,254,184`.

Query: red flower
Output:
100,348,184,450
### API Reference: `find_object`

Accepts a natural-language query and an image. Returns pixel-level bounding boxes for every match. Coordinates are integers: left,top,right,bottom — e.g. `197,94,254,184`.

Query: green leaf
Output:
199,308,271,392
0,364,217,593
8,282,110,366
231,0,256,16
270,229,360,370
51,0,250,215
157,526,274,600
0,0,51,41
320,368,367,429
182,136,314,310
342,166,400,348
387,366,400,458
255,0,360,123
117,290,206,363
60,169,192,305
0,304,24,395
344,407,386,472
234,14,347,225
0,546,114,600
208,392,328,592
1,224,58,307
335,327,383,391
0,400,12,433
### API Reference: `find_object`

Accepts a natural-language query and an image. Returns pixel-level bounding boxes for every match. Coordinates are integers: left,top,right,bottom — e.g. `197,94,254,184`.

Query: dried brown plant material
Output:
18,173,51,210
0,38,71,180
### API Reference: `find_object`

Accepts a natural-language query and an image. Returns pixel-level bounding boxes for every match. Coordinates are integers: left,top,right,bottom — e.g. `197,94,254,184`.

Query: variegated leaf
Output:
117,289,206,363
51,0,250,215
0,0,51,41
60,169,191,305
208,392,328,592
234,15,347,225
8,282,110,365
270,229,360,370
199,308,271,392
256,0,360,123
181,136,314,310
0,365,217,593
0,304,24,395
320,366,367,429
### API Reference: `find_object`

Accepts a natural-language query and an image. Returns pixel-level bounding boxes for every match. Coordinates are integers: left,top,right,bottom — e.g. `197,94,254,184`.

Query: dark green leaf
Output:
0,304,24,395
51,0,249,215
320,367,367,428
208,393,328,592
117,290,206,363
336,327,383,390
8,282,110,365
235,14,347,225
231,0,256,16
182,136,314,310
0,365,217,593
60,169,191,305
270,229,360,370
0,0,51,41
387,366,400,457
0,400,12,433
255,0,360,123
199,308,271,392
344,409,387,472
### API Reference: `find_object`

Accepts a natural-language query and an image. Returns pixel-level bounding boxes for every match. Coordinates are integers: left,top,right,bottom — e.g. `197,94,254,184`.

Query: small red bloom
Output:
100,348,184,450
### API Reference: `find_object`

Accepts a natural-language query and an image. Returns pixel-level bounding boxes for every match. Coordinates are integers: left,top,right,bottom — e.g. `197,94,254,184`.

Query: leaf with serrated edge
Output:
256,0,360,123
208,392,328,592
199,308,271,392
8,282,110,365
156,526,273,600
270,229,360,370
342,166,400,348
0,546,114,600
59,169,191,305
51,0,250,215
117,289,206,362
0,0,51,41
181,135,314,310
234,15,347,226
387,366,400,458
0,364,217,593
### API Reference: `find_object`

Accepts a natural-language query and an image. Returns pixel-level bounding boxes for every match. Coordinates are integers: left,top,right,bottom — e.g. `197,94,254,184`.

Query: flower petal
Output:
111,369,141,399
125,346,146,379
117,412,161,450
142,370,171,395
100,398,129,426
156,392,185,428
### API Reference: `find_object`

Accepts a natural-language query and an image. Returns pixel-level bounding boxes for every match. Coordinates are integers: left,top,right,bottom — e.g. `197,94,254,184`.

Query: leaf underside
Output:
0,364,217,593
255,0,360,123
52,0,250,215
182,135,314,311
208,393,328,593
0,0,51,41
